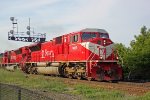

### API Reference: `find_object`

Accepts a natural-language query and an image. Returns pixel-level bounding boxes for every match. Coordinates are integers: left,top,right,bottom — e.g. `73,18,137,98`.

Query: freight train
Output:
0,28,122,81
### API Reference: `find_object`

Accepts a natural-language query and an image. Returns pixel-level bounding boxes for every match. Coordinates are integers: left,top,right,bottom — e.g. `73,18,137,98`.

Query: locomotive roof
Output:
80,28,108,33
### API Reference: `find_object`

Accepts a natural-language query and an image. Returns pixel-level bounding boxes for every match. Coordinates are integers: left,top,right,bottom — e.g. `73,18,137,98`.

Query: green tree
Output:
114,43,129,79
115,26,150,80
126,26,150,80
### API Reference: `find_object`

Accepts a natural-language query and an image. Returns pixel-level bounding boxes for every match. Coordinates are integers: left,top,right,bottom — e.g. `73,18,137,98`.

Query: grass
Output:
137,92,150,100
0,68,150,100
69,85,138,100
0,68,67,92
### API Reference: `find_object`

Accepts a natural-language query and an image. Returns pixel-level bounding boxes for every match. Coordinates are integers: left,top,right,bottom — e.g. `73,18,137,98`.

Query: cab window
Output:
82,32,96,40
99,33,109,38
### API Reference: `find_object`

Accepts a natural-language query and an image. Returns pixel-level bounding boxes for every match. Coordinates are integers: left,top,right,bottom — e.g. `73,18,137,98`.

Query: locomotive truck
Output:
0,28,122,81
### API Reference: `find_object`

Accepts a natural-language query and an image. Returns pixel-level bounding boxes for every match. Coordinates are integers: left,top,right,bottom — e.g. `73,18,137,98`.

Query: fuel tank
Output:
36,62,60,67
36,66,59,75
36,62,47,67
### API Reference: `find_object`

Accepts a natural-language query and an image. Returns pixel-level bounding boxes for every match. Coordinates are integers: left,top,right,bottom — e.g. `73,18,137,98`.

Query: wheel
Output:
27,66,33,74
32,68,38,74
87,77,94,81
68,75,73,79
77,76,82,80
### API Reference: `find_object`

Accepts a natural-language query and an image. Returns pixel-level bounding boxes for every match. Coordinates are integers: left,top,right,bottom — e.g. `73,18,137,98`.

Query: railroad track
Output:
29,74,150,96
56,77,150,95
119,81,150,88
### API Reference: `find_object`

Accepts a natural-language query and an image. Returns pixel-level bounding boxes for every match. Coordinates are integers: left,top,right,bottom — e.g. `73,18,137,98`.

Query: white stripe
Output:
81,42,114,59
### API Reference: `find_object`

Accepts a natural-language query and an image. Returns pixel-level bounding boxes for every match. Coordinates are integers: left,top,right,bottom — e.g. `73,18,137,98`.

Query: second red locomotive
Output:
0,28,122,81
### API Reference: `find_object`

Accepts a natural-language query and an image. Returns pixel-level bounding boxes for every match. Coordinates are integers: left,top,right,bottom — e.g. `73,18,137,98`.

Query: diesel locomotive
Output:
0,28,122,81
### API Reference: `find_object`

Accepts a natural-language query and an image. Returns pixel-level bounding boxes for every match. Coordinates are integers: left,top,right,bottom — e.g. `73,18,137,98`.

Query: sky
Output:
0,0,149,52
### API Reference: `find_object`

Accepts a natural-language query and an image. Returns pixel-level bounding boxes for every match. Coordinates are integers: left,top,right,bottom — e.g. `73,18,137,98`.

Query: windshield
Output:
99,33,109,38
82,32,96,40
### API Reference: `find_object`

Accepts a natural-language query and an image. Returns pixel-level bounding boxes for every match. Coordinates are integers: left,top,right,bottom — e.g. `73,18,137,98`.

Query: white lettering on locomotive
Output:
41,49,54,58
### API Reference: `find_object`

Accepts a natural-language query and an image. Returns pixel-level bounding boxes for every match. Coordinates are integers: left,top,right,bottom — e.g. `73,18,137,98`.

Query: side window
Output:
55,36,62,44
72,35,78,42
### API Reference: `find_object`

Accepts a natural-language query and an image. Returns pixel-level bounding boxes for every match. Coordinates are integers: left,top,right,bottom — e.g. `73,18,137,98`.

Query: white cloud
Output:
32,0,117,35
53,0,116,27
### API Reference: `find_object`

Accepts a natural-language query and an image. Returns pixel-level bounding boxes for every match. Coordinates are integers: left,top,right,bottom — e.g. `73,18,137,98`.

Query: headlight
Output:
103,40,106,45
100,56,103,59
116,56,119,60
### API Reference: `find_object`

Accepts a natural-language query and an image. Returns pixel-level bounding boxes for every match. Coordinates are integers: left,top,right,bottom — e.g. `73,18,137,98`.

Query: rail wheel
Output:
87,77,94,81
27,65,33,74
68,75,73,79
76,73,82,80
77,76,82,80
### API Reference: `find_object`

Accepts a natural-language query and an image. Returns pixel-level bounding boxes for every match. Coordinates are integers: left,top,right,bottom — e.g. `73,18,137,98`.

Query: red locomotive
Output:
0,28,122,81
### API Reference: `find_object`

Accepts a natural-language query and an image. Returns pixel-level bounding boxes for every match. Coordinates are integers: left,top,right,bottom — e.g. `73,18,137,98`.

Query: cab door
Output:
69,33,81,61
63,35,69,54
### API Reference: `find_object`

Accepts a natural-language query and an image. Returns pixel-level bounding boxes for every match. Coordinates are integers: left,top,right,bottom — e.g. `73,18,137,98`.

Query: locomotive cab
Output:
80,28,122,81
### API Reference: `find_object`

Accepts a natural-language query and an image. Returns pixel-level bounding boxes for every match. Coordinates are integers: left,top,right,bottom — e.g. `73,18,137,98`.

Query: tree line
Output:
115,26,150,80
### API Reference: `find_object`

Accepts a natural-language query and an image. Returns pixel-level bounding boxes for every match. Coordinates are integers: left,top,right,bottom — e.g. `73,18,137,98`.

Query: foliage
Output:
114,43,130,78
115,26,150,80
